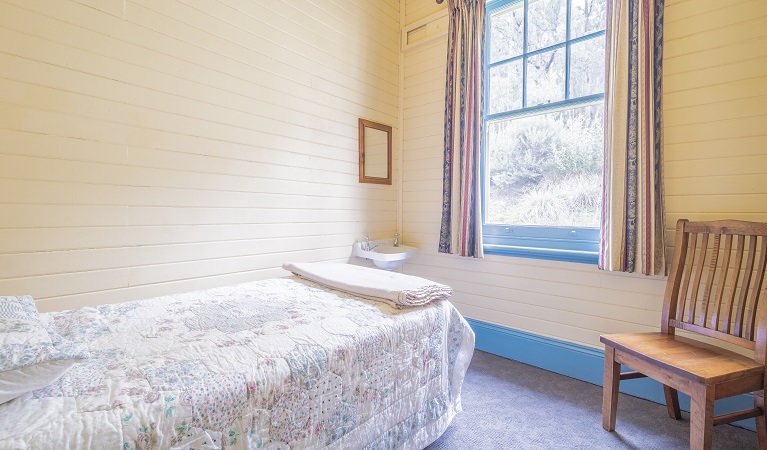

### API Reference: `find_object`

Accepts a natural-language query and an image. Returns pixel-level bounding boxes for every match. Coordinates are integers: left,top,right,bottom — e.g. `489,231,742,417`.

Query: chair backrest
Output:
662,220,767,359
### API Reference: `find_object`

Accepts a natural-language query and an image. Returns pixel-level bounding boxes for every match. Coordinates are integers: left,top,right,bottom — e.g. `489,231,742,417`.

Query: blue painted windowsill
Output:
482,225,600,264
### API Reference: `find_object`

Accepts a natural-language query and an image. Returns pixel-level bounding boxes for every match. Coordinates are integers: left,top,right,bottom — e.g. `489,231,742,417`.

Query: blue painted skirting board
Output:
465,318,757,432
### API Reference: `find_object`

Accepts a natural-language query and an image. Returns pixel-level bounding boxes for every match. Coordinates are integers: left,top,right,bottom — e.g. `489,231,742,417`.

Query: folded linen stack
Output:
282,262,453,308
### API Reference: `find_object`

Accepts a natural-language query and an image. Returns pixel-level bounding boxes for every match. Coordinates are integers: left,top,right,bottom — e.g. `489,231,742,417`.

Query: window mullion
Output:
489,40,568,70
487,54,524,71
486,93,604,123
565,0,572,100
522,0,528,109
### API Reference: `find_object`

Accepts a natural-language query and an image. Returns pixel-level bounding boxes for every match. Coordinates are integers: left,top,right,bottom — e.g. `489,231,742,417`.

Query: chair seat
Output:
601,332,764,386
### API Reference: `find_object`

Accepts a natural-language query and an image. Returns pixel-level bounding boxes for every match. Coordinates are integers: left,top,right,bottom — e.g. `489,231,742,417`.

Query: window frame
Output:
482,0,606,265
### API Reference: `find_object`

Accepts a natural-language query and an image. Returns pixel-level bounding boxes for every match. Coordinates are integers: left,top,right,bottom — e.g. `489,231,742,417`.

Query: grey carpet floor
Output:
426,350,758,450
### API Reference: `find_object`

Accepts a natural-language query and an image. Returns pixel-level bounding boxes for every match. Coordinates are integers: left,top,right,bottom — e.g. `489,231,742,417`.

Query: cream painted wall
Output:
0,0,400,311
662,0,767,225
400,0,767,349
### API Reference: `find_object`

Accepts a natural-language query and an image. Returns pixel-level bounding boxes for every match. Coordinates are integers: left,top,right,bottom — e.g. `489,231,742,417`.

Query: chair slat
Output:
689,233,709,324
676,233,698,323
721,235,745,334
734,235,758,337
699,234,721,327
744,237,767,341
711,234,733,331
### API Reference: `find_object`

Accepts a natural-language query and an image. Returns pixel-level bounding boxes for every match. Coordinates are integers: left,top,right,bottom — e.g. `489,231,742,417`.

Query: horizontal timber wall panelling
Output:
0,0,401,311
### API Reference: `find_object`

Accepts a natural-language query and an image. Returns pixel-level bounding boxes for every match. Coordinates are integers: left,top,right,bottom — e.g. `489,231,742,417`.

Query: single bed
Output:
0,273,474,450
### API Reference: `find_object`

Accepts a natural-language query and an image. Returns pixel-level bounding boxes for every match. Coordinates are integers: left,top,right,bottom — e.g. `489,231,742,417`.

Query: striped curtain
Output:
600,0,666,275
438,0,485,258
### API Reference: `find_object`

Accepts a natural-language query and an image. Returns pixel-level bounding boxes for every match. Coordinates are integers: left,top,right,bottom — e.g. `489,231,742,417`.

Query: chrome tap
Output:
363,236,380,251
394,233,399,247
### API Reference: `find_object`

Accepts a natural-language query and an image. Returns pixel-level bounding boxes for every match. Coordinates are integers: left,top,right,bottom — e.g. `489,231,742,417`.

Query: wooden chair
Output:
601,219,767,450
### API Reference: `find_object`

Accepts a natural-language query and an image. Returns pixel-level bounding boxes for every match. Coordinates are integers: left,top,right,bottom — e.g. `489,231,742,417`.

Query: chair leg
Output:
663,385,682,420
689,383,714,450
602,346,621,431
754,390,767,450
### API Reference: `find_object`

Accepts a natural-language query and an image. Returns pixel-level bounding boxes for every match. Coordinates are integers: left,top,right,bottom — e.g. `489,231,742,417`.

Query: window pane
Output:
527,0,567,52
485,103,604,227
489,4,524,63
488,60,523,114
569,37,605,98
570,0,607,39
526,48,565,106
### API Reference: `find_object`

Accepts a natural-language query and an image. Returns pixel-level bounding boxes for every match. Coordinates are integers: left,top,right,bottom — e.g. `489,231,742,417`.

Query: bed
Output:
0,267,475,450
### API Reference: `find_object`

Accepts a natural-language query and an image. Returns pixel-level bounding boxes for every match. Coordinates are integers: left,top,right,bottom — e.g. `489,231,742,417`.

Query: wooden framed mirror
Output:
358,118,392,185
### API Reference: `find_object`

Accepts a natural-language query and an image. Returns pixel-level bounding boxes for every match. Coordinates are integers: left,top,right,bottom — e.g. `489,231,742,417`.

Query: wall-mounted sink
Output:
353,240,418,270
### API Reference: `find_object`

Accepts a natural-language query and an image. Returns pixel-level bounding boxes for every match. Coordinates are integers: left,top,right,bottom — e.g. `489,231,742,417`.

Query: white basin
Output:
353,241,418,270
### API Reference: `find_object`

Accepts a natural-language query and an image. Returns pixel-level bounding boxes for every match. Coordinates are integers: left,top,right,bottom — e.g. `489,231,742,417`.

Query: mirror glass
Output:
358,119,392,185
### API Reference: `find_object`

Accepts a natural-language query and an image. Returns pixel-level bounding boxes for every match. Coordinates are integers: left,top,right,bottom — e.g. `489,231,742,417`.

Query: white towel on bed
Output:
282,262,452,308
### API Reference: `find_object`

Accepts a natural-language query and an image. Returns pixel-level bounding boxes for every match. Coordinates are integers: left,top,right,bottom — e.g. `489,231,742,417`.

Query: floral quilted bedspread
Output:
0,277,475,450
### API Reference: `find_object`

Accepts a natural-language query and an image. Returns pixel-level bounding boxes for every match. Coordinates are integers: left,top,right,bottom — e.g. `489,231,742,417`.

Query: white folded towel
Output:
282,262,452,308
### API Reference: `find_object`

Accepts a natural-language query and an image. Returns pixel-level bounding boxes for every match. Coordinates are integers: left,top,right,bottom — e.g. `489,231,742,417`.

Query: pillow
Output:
0,359,80,404
0,296,88,373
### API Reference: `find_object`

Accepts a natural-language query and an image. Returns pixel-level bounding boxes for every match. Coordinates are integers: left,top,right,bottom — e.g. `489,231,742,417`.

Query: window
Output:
483,0,607,264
